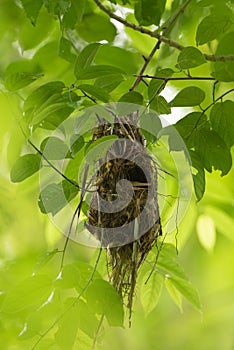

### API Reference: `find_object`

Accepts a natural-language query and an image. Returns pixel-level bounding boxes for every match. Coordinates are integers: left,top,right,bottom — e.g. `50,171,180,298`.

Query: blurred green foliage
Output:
0,0,234,349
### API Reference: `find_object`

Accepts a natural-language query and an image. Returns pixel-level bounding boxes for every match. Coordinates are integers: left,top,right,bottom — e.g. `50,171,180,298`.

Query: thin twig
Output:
91,314,105,350
93,0,234,62
130,0,192,91
136,74,216,81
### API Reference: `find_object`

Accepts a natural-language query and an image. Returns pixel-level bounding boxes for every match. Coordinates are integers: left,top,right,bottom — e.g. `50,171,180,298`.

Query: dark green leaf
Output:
140,111,162,143
70,134,85,157
189,150,206,201
194,130,232,175
210,100,234,147
135,0,166,26
119,91,144,105
59,37,76,63
196,14,233,45
77,84,110,102
176,46,206,69
148,68,174,99
85,279,124,327
40,136,70,160
20,0,43,25
5,72,43,91
95,74,125,93
170,87,205,107
2,275,52,313
150,96,171,114
212,32,234,82
175,112,210,148
76,65,125,80
95,44,140,74
38,180,79,215
24,81,79,126
62,0,86,28
10,154,41,182
74,43,101,78
76,13,117,42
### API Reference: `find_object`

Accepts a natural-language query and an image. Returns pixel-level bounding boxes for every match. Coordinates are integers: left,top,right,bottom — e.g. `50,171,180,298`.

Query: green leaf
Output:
2,275,52,313
59,37,76,63
76,13,117,42
176,47,206,69
24,81,79,126
19,8,54,50
169,276,201,311
38,180,79,215
148,69,174,98
196,214,216,251
85,279,124,327
62,0,86,28
196,14,233,45
189,150,206,201
74,43,101,78
95,44,140,74
170,87,205,107
212,32,234,81
70,134,85,157
10,154,41,183
210,101,234,148
55,261,101,291
141,272,163,315
140,111,162,143
20,0,43,25
135,0,166,26
4,72,43,91
77,84,110,102
165,278,183,312
55,299,98,348
150,96,171,114
34,249,60,272
119,91,144,105
85,135,118,164
4,59,43,91
194,130,232,175
156,244,188,280
175,112,210,148
204,206,234,241
76,65,125,80
95,74,124,93
40,136,70,160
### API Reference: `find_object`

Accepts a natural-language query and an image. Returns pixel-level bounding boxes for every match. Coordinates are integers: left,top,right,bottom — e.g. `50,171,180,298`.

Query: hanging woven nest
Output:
86,110,162,321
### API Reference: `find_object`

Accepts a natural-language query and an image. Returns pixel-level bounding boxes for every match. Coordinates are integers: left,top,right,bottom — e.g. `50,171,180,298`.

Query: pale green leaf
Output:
196,214,216,251
2,275,52,313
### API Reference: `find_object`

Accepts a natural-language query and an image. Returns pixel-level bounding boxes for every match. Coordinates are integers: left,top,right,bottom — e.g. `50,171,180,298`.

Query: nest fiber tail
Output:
87,111,162,321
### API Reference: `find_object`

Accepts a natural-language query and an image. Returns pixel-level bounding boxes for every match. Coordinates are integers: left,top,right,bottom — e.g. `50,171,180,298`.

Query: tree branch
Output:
136,74,216,81
130,0,192,91
93,0,234,63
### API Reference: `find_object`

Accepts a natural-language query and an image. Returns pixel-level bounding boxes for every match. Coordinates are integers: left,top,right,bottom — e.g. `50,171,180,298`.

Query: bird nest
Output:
86,111,162,321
